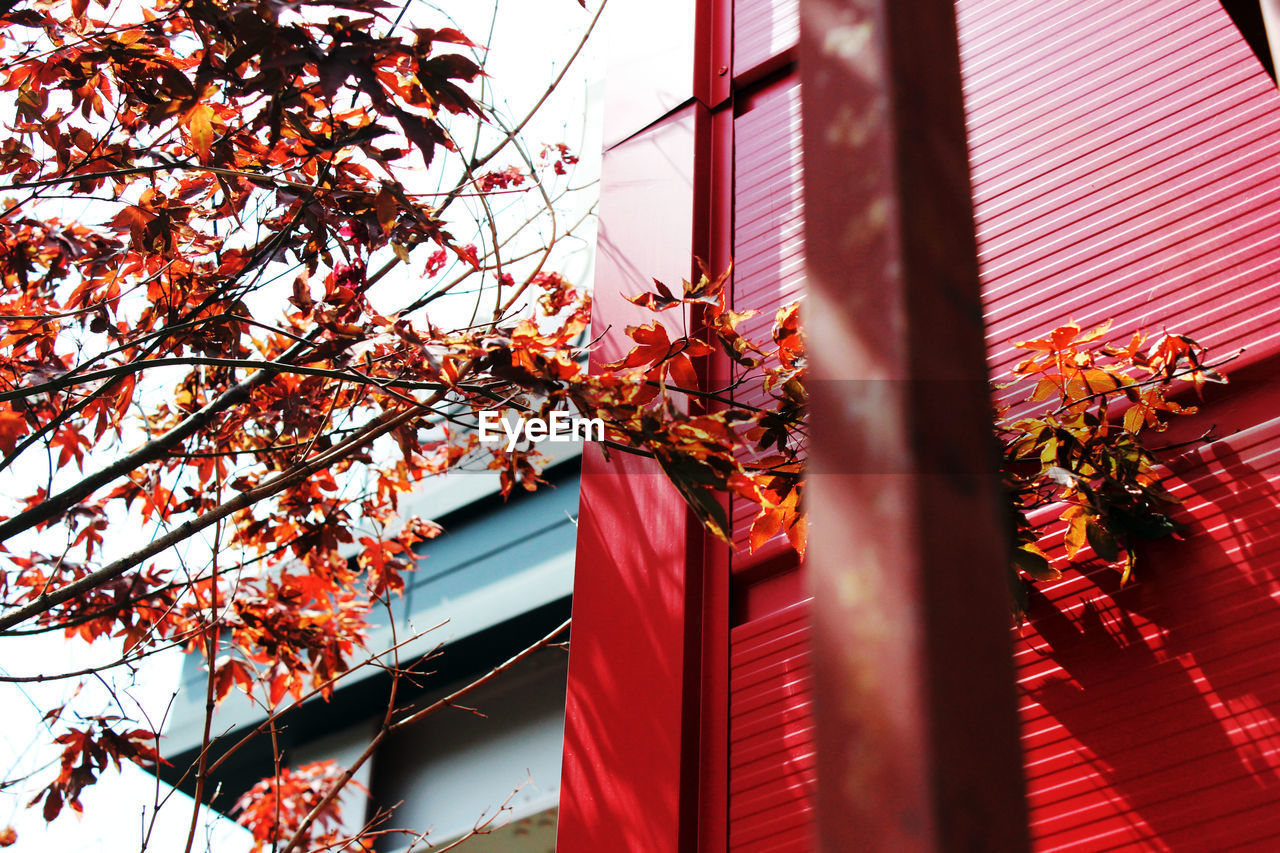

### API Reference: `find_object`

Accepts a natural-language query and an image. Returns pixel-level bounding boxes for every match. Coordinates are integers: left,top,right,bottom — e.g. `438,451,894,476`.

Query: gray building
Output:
159,456,580,853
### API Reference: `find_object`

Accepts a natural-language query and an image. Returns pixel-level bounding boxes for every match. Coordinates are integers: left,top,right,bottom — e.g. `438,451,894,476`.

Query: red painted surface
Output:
958,0,1280,382
564,0,825,845
557,108,703,853
728,601,815,851
722,44,813,851
695,95,735,853
1003,374,1280,851
598,0,697,148
732,0,798,82
575,0,1280,846
956,0,1280,849
730,74,805,561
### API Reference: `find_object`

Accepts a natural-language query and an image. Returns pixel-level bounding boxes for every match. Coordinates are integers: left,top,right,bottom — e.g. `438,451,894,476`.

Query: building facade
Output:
163,0,1280,850
559,0,1280,850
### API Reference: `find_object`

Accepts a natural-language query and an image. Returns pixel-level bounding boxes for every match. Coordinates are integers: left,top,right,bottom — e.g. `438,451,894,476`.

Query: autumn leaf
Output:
626,278,681,311
1012,545,1059,581
784,509,807,559
749,504,783,551
182,104,215,162
374,187,397,235
1085,517,1120,562
0,404,26,454
0,1,814,837
1123,403,1147,433
1000,319,1223,603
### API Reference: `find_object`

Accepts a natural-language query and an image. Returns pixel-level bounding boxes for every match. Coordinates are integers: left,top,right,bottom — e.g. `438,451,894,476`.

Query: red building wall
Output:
557,0,815,848
958,0,1280,849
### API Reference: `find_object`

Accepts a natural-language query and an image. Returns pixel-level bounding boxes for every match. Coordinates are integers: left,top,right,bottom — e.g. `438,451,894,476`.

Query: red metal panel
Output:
1005,375,1280,852
956,0,1280,849
956,0,1280,383
557,107,702,853
731,75,805,559
696,96,735,853
600,0,698,147
728,601,816,851
799,0,1030,848
732,77,806,359
733,0,799,79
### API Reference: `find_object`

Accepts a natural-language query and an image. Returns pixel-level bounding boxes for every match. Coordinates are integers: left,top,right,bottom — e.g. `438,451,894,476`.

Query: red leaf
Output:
41,788,62,822
0,404,26,454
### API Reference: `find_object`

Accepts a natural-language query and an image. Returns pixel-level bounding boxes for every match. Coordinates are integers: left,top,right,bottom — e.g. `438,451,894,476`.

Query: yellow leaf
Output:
184,104,214,161
1123,404,1145,433
1084,369,1117,393
1062,508,1089,561
1065,373,1089,402
1030,377,1060,402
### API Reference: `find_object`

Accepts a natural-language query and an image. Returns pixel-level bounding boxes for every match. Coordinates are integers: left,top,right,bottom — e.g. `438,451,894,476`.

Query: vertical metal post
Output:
798,0,1030,849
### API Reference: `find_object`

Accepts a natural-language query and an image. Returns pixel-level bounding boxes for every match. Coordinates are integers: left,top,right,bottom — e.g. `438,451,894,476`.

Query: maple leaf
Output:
0,404,26,454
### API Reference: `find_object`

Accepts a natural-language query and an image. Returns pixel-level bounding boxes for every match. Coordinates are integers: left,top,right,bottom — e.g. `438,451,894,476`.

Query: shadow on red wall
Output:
1020,438,1280,851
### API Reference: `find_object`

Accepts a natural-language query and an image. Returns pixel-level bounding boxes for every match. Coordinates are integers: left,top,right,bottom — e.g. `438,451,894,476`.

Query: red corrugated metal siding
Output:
959,0,1280,383
728,600,815,851
731,76,805,556
1009,393,1280,851
958,0,1280,849
721,0,811,842
732,0,797,79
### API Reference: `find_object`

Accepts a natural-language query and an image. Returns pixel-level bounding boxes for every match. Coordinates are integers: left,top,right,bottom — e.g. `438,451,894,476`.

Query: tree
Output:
0,0,807,848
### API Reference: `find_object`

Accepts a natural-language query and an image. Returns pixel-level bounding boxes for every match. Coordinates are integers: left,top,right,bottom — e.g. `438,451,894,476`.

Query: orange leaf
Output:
183,104,214,161
1123,404,1146,433
749,506,782,552
785,511,807,559
1029,377,1059,402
